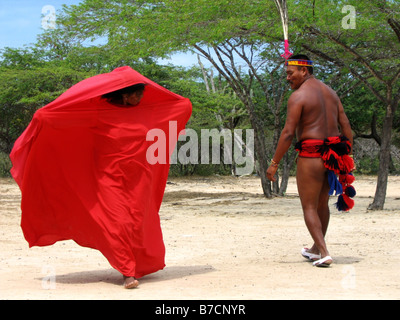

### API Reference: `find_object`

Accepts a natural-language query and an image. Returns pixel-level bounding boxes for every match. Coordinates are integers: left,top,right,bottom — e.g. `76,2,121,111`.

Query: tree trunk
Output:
278,148,297,196
368,103,395,210
244,99,272,198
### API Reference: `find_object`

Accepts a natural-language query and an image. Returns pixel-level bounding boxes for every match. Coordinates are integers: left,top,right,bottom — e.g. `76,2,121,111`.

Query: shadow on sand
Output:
41,265,215,287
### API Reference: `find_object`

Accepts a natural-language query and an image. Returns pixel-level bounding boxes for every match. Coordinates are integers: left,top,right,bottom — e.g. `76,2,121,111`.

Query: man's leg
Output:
318,171,331,236
296,157,331,261
308,170,331,255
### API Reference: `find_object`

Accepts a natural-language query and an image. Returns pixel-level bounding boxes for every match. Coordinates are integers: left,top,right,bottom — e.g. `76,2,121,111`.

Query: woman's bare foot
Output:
123,276,139,289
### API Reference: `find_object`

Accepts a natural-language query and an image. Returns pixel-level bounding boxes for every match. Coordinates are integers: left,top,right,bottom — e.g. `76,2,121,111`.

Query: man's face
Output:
286,66,307,90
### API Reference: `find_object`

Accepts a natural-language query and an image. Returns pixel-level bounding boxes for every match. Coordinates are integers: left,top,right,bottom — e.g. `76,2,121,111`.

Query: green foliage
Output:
0,52,93,154
0,40,249,177
58,0,282,59
357,156,381,175
1,0,399,181
0,152,12,177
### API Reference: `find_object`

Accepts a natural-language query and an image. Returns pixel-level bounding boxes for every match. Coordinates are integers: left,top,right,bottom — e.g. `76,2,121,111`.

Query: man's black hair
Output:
103,83,146,101
290,54,314,75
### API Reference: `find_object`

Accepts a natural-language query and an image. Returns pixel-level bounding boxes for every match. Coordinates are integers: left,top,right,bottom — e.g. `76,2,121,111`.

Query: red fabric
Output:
10,66,192,278
295,136,354,174
295,139,324,158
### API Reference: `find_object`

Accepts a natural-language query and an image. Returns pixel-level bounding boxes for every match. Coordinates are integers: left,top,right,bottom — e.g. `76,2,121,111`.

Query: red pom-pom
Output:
343,194,354,210
340,173,355,185
335,194,355,212
342,155,355,172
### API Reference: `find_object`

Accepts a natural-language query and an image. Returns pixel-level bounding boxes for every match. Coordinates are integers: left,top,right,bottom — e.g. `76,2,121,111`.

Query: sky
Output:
0,0,200,67
0,0,81,49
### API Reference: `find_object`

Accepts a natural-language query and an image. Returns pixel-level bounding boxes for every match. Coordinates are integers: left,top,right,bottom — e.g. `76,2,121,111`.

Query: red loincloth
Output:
295,136,356,212
10,66,192,277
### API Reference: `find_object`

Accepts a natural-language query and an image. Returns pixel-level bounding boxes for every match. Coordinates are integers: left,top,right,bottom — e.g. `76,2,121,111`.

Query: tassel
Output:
345,185,356,198
328,171,342,196
323,151,340,173
343,194,355,211
335,195,347,211
281,40,293,60
341,155,355,173
335,194,354,212
340,173,355,185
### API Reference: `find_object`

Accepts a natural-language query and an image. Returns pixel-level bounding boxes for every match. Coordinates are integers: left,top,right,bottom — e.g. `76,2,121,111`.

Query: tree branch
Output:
302,44,387,104
353,112,381,146
308,27,385,83
193,45,238,95
388,18,400,43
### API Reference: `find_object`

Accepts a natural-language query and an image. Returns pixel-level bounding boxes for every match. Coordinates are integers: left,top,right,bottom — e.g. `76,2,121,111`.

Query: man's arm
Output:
337,100,353,154
266,93,303,182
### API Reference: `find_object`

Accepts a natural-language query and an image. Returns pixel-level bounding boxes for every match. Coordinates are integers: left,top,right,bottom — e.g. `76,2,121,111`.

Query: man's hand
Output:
266,165,278,182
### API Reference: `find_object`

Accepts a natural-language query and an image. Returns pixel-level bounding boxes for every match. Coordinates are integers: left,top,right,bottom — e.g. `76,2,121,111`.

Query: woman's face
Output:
123,90,144,106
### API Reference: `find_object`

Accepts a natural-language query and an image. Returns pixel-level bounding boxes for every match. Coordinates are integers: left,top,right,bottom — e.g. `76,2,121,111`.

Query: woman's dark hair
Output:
290,54,314,75
102,83,145,102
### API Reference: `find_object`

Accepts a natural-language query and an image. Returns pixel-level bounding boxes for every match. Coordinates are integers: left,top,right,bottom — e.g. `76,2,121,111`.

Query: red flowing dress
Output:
10,66,192,278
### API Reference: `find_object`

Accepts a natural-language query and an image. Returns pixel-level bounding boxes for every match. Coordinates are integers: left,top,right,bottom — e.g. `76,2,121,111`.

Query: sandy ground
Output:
1,175,400,300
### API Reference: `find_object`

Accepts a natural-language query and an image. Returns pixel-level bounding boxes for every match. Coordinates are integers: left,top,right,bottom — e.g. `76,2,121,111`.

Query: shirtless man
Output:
266,54,353,267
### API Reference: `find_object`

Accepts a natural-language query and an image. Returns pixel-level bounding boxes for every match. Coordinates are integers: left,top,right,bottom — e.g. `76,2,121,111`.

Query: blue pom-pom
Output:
345,186,356,198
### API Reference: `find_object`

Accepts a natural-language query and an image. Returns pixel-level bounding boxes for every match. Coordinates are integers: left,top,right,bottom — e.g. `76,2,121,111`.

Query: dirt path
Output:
1,175,399,300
